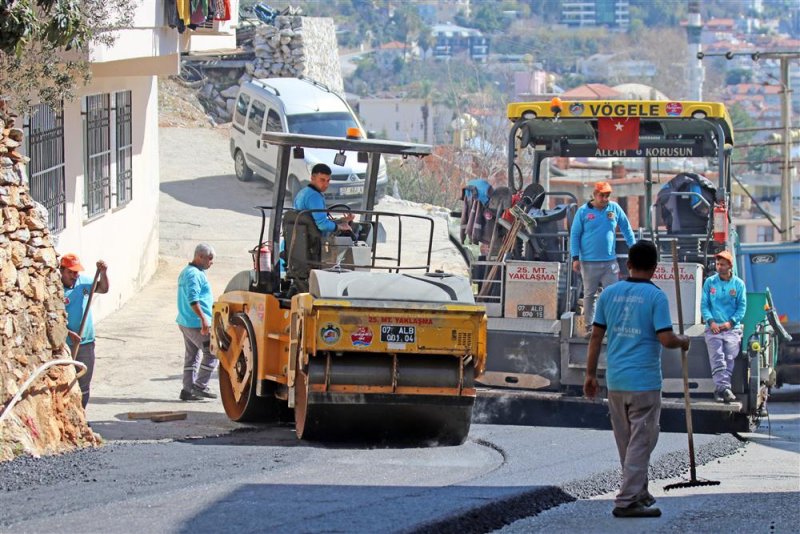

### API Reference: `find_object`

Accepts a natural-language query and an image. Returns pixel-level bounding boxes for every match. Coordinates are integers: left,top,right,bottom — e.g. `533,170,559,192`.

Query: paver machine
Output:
211,132,487,444
461,98,788,433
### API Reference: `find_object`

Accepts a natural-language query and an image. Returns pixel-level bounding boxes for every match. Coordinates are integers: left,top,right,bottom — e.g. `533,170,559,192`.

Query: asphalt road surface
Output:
2,128,796,533
0,423,741,532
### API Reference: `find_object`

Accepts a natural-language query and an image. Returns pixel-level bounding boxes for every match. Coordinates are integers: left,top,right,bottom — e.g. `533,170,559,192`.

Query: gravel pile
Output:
0,445,119,493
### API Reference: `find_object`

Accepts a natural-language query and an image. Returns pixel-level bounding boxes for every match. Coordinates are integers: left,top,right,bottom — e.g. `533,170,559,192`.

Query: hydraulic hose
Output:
0,356,87,425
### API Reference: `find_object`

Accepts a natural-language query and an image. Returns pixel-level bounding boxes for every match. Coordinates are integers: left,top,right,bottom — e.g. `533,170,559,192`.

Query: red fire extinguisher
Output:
713,202,728,244
252,243,272,272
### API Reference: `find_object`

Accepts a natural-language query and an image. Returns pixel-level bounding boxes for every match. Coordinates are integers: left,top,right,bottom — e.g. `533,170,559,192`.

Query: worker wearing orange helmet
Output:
700,250,747,403
60,253,110,408
570,181,636,336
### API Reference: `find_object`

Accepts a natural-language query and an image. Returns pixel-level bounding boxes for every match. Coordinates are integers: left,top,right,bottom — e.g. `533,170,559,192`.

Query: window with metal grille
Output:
83,94,111,218
115,91,133,206
24,103,67,233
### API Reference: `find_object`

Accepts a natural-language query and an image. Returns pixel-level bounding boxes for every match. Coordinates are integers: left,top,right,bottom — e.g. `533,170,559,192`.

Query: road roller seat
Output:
283,210,323,292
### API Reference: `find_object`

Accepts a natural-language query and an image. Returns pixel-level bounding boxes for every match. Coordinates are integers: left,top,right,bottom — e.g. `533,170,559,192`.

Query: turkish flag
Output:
597,117,640,150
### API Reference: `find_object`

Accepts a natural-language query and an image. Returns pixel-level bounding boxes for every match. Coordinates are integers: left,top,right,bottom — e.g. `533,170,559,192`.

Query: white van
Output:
230,77,387,203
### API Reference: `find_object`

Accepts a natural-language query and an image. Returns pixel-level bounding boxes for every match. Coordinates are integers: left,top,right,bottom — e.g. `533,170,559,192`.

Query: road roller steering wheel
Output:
327,203,355,237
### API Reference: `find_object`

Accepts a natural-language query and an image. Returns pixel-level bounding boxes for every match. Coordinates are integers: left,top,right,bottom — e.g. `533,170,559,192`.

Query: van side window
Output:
247,100,266,135
265,109,282,132
234,94,250,126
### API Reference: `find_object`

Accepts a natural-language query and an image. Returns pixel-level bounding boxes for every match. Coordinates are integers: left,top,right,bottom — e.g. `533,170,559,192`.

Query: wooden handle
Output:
671,240,698,478
70,268,102,359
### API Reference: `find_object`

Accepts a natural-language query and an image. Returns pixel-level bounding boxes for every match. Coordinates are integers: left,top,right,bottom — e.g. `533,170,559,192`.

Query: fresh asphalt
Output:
2,128,796,532
0,423,744,532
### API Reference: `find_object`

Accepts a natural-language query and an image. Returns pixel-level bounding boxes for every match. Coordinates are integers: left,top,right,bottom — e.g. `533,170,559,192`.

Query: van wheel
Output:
234,150,253,182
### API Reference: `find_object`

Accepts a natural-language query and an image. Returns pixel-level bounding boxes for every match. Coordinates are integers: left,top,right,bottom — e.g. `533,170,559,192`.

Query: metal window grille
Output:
115,91,133,206
24,103,67,233
83,93,111,218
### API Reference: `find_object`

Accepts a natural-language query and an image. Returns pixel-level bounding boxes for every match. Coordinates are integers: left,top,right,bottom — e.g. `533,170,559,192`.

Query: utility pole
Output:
779,56,794,241
685,0,704,101
698,50,798,241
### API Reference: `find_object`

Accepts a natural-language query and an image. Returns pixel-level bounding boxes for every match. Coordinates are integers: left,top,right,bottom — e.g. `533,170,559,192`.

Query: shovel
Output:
664,240,720,491
69,267,102,359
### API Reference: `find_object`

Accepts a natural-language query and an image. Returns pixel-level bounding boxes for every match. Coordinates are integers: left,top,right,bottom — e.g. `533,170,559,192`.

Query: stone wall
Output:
248,16,343,92
0,160,97,462
201,16,343,124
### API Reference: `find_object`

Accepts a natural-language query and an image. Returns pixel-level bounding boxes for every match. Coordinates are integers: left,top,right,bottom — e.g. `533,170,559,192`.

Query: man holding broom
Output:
60,253,109,408
583,240,689,518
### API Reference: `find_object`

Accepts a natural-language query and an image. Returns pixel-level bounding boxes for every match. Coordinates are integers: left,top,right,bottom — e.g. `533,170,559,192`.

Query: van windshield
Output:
286,112,358,137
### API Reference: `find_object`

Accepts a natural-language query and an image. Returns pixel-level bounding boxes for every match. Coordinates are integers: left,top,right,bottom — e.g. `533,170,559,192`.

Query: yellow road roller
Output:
211,132,487,444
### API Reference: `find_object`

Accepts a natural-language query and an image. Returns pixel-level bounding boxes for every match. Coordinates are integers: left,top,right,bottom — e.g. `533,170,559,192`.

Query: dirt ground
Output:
85,126,467,442
158,77,215,128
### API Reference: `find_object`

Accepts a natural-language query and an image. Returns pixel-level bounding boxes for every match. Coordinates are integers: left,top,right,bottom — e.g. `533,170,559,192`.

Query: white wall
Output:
90,1,179,62
53,76,161,322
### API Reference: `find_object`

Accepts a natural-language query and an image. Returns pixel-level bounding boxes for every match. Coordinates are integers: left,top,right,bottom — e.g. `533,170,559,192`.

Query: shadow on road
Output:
176,483,577,534
90,410,239,441
160,174,278,216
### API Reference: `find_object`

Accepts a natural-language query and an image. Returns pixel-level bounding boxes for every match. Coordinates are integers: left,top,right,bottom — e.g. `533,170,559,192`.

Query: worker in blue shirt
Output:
293,163,353,235
61,253,109,408
570,181,637,335
700,250,747,403
584,240,690,518
176,243,218,402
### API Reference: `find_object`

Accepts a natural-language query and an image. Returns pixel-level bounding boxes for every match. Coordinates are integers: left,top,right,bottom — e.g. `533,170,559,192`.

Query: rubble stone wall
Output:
202,16,343,123
0,161,97,462
248,16,343,93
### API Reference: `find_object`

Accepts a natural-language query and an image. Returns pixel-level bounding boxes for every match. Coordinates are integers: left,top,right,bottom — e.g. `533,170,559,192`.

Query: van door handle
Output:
256,140,261,148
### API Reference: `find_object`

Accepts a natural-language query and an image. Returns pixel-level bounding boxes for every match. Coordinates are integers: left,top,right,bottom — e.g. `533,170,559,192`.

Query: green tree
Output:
629,0,686,27
0,0,134,110
726,68,753,85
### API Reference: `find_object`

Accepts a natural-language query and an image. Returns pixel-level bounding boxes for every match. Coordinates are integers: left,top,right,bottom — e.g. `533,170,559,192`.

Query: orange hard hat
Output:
594,181,612,193
715,250,733,264
60,253,85,272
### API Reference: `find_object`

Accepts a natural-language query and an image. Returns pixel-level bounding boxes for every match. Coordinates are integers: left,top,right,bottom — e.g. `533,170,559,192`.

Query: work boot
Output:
722,388,736,403
612,502,662,518
179,389,204,401
192,385,218,399
638,495,656,507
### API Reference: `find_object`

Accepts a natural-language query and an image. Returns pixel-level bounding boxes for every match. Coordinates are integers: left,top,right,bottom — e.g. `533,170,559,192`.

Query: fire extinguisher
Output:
252,243,272,272
713,202,728,244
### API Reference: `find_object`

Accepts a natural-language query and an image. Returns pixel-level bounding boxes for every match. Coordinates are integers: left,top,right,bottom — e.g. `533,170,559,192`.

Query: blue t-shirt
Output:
569,200,636,261
64,274,95,346
293,184,336,235
701,273,747,328
176,263,213,329
593,278,674,391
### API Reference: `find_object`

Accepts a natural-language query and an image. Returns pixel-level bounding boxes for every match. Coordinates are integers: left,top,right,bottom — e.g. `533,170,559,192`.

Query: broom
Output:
664,240,720,490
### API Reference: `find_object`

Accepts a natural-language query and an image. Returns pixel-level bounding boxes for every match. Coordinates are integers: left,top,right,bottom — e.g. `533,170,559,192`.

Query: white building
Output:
356,98,451,145
22,1,237,322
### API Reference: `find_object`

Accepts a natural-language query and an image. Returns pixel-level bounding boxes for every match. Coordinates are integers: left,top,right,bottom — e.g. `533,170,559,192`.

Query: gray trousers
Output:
75,342,95,409
608,390,661,508
704,328,742,391
178,325,218,392
581,260,620,325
